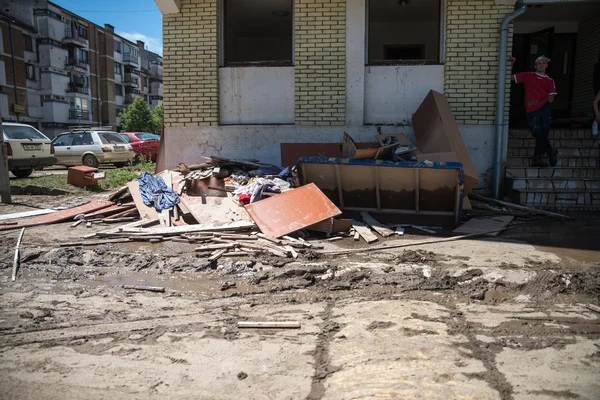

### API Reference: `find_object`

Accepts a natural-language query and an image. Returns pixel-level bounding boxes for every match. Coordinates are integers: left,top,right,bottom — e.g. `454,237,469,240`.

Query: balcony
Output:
124,93,139,104
69,109,90,120
63,28,88,47
149,70,163,82
67,82,89,95
123,73,139,88
65,57,89,72
123,53,139,66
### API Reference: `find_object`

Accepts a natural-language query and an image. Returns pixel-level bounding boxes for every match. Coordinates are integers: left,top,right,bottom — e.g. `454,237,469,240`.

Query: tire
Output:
113,162,127,168
11,168,34,179
82,154,99,168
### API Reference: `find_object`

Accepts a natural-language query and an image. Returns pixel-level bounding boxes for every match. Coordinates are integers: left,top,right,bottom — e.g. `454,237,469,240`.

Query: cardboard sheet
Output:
413,90,478,193
245,183,342,238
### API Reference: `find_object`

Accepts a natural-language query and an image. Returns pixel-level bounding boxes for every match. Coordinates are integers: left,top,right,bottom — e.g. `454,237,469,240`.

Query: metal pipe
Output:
7,20,20,123
493,4,527,199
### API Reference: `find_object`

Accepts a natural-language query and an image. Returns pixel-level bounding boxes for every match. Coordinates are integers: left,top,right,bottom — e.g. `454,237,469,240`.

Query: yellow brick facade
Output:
444,0,514,125
294,0,346,126
162,0,219,127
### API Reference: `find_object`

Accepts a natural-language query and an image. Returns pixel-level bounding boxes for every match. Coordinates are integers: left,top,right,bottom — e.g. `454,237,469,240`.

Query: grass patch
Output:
126,156,156,174
10,168,141,192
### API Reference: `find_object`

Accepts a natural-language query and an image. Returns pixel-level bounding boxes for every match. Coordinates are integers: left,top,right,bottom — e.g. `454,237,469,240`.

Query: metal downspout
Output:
7,20,20,123
493,3,528,199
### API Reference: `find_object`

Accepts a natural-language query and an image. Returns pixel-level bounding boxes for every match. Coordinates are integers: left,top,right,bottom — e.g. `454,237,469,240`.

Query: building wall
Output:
444,0,514,125
294,0,346,126
571,12,600,117
162,0,219,127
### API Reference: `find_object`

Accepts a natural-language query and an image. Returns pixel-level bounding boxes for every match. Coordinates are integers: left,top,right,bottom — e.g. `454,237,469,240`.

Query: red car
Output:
119,132,160,161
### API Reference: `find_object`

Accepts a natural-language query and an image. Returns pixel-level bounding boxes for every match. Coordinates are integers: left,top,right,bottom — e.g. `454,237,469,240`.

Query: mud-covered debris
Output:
397,250,444,264
366,321,396,331
221,281,236,291
237,372,248,380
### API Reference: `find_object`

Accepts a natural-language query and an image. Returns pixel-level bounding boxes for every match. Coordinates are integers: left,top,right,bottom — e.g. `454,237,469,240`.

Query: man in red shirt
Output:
513,55,558,167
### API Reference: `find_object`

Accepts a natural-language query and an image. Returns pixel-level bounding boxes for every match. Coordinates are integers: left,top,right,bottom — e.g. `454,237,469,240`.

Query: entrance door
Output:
509,28,554,128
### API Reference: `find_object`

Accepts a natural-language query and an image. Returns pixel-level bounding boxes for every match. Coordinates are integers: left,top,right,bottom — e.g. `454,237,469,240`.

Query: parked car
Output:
2,123,56,178
119,132,160,161
51,129,135,168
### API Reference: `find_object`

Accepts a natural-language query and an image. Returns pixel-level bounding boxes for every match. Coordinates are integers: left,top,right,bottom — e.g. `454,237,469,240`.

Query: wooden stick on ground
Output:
123,285,166,293
360,212,395,237
469,193,572,219
11,228,25,282
237,321,301,329
321,228,512,255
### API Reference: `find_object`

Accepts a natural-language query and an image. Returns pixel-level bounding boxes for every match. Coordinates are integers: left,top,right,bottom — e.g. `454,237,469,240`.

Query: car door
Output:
51,133,75,165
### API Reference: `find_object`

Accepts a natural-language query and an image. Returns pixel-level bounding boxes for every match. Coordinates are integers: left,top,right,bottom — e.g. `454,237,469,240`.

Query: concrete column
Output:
345,0,365,126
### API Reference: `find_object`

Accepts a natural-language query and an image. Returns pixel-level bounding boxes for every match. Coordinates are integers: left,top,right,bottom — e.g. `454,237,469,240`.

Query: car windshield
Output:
3,125,48,140
119,134,132,143
99,132,127,145
135,133,160,141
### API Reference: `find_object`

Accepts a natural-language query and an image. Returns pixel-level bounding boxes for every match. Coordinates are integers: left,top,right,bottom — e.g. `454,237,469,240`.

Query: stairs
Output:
505,129,600,210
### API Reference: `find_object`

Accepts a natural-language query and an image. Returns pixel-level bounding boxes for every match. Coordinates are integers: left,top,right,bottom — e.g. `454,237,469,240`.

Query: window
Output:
114,39,121,53
69,73,88,87
26,64,35,80
3,125,47,140
52,134,74,147
99,132,127,144
144,77,149,87
223,0,293,65
23,34,33,51
135,133,160,141
368,0,442,64
114,62,122,75
119,134,131,143
71,132,94,146
77,48,89,63
77,26,88,39
124,45,137,57
69,97,88,110
115,84,123,96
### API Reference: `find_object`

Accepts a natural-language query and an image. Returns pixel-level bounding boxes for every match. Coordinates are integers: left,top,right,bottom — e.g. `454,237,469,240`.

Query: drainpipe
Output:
7,20,20,123
493,3,528,199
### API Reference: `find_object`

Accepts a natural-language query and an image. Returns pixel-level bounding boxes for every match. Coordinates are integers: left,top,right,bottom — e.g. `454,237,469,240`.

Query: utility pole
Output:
0,118,12,204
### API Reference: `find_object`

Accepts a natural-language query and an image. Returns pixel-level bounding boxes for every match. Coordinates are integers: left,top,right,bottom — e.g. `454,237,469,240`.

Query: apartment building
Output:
0,0,163,138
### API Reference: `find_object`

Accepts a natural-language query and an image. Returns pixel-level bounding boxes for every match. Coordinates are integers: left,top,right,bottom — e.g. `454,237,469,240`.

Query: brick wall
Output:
444,0,514,125
162,0,219,127
294,0,346,126
571,12,600,117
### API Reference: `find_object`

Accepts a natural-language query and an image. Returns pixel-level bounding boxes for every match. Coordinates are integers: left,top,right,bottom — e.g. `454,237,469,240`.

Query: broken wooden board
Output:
307,218,352,234
120,221,256,237
244,183,342,238
360,212,395,237
0,200,114,231
453,216,514,237
351,219,378,243
127,181,159,220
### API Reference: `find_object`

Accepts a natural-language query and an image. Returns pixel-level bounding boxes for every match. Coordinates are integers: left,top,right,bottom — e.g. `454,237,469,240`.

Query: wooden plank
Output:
11,228,25,281
60,238,132,247
207,249,228,262
121,221,255,237
126,181,159,220
123,285,165,293
0,209,56,221
469,193,572,219
360,212,395,238
453,216,514,237
195,243,238,252
351,219,378,243
238,321,301,329
0,200,114,231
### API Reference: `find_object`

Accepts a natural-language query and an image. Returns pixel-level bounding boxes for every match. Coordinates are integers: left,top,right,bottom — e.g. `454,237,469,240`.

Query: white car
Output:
52,130,135,168
2,123,56,178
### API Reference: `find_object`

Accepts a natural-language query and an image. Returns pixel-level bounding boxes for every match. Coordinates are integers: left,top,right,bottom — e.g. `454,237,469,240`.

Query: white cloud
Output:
116,31,163,55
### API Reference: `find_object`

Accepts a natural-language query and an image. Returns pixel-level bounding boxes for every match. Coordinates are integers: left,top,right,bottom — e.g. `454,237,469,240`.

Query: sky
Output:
52,0,163,55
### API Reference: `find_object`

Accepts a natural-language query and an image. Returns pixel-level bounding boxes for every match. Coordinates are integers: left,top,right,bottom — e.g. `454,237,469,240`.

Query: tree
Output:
119,97,155,133
151,102,163,135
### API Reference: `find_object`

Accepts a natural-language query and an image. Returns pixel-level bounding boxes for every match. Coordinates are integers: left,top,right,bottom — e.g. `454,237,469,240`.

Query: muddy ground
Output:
0,194,599,399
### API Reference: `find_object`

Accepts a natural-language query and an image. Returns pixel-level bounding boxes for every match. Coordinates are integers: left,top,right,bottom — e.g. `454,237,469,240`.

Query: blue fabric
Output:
137,172,180,211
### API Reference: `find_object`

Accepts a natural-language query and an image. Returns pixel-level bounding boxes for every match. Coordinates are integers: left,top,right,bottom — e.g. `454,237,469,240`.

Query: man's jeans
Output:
526,103,552,158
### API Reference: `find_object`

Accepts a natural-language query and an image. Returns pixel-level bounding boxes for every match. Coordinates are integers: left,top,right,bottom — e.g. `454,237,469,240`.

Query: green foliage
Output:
119,97,155,133
126,155,156,173
98,169,139,190
151,102,164,135
11,169,140,192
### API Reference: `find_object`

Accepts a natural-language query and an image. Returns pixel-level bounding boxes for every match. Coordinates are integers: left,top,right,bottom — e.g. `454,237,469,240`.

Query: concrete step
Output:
508,177,600,191
507,138,599,149
506,167,600,179
506,156,599,168
507,146,599,158
509,128,594,140
512,188,600,207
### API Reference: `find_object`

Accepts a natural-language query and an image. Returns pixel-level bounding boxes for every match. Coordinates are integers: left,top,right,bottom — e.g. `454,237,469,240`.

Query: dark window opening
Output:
368,0,441,65
23,34,33,51
224,0,293,66
26,64,35,80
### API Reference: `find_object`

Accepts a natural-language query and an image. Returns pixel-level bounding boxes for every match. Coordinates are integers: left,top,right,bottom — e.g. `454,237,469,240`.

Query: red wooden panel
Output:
244,183,341,238
0,200,114,231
